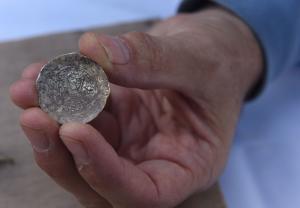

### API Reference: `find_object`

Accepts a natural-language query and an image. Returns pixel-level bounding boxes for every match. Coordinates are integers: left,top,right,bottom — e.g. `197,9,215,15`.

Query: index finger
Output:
10,62,45,109
21,62,45,80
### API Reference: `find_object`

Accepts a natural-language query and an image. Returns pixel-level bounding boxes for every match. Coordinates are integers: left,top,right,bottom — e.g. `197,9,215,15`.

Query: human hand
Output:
10,6,263,208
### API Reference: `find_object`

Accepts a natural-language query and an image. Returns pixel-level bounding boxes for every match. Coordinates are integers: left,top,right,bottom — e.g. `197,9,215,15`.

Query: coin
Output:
36,52,110,124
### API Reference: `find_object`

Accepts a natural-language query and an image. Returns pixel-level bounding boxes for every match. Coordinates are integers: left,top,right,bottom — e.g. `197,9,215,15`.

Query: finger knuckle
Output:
121,32,163,71
125,31,152,45
166,14,189,25
78,166,102,190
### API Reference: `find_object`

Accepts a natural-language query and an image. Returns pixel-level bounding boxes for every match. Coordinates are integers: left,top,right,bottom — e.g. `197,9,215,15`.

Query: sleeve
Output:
178,0,300,97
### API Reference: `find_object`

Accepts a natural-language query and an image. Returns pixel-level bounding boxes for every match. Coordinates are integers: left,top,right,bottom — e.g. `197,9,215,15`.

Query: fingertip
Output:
60,122,81,136
59,123,100,167
21,62,45,80
60,123,94,141
9,79,38,109
60,123,113,158
20,107,58,130
79,32,112,70
79,32,97,57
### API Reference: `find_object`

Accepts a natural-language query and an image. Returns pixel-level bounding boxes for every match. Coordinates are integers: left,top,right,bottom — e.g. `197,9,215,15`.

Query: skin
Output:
9,6,263,208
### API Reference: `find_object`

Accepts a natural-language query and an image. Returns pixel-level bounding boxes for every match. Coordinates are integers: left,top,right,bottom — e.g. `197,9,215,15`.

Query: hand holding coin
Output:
10,7,262,208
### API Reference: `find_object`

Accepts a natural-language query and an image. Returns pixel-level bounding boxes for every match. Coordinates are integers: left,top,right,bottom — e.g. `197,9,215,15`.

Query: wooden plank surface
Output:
0,20,226,208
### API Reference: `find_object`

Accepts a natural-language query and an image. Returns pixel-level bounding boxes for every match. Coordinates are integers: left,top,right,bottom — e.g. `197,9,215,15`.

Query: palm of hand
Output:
88,85,221,207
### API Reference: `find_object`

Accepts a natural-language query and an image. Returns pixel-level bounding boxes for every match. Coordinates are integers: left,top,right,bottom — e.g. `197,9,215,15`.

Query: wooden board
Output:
0,20,226,208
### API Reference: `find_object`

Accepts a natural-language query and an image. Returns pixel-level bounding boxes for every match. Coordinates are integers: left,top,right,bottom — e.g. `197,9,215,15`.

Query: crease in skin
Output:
138,159,194,208
77,164,86,172
60,135,91,166
140,167,161,203
21,125,51,153
166,94,220,181
115,89,214,188
132,90,218,189
96,35,131,65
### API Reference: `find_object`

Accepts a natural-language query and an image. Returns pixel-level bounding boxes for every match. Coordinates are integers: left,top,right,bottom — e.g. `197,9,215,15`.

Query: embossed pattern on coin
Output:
36,52,110,124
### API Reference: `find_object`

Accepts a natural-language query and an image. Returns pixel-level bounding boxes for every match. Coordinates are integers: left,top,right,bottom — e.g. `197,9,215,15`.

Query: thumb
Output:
79,32,185,90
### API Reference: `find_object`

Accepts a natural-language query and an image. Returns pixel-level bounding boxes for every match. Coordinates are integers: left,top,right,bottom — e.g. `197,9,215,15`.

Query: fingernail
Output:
61,136,90,165
25,128,50,152
101,35,130,65
82,33,112,69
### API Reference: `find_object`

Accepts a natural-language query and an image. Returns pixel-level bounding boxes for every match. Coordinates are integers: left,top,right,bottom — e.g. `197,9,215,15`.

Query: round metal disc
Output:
36,52,110,124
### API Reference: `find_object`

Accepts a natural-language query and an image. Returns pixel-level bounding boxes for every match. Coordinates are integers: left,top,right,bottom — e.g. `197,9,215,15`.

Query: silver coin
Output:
36,52,110,124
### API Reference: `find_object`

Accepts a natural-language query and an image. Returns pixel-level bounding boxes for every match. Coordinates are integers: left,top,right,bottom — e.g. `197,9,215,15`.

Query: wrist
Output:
177,2,264,102
195,7,264,103
180,7,264,139
216,7,264,102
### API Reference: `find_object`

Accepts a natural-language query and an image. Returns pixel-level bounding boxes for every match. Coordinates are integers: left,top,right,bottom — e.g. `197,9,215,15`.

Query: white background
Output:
0,0,181,42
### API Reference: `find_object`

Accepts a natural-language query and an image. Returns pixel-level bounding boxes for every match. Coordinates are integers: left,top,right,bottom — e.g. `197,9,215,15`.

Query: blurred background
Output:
1,1,300,208
0,0,180,42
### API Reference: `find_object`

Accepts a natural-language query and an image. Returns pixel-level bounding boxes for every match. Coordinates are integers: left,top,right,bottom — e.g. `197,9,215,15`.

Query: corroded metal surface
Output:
36,52,110,124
